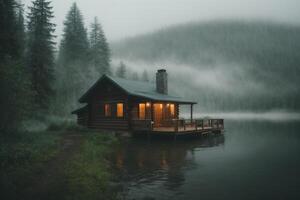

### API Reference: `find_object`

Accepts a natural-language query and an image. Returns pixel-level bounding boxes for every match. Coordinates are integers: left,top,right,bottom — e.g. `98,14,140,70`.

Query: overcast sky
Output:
23,0,300,42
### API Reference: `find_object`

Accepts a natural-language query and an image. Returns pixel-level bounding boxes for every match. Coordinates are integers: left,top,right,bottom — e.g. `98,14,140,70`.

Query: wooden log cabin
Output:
72,69,224,137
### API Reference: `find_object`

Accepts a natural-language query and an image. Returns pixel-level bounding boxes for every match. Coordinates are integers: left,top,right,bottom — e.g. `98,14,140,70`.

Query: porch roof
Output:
79,74,197,104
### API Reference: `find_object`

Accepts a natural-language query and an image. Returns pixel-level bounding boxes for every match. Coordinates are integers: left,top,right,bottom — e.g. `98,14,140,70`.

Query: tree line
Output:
115,61,150,81
0,0,148,134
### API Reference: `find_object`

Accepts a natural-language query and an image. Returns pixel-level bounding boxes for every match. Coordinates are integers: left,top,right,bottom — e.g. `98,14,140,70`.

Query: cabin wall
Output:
130,100,179,128
88,100,129,130
76,111,88,126
87,79,130,130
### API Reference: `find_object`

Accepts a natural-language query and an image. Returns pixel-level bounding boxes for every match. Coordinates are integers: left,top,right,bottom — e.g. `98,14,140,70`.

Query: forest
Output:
0,1,121,199
0,0,150,135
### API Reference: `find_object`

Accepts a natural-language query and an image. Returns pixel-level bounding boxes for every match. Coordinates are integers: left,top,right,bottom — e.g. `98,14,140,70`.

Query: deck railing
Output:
131,118,224,132
131,119,153,131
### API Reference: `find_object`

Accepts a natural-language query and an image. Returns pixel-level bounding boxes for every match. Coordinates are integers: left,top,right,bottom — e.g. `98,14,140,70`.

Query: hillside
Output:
112,21,300,112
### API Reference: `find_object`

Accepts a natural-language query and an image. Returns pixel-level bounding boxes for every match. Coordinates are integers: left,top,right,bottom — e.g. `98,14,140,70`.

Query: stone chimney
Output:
156,69,168,94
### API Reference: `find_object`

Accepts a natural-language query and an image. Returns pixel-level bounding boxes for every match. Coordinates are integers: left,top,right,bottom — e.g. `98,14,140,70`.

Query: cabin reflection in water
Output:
112,135,224,194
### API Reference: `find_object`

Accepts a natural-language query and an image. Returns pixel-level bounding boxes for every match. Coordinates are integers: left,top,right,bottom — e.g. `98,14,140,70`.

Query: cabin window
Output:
117,103,124,117
139,103,146,119
170,104,175,117
104,104,111,117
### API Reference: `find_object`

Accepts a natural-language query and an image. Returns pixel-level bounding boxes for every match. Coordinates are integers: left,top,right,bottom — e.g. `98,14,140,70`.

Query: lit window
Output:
117,103,124,117
170,104,175,117
104,104,111,117
139,103,146,119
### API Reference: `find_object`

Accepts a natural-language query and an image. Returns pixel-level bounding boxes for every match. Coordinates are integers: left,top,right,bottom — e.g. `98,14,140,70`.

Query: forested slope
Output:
112,21,300,111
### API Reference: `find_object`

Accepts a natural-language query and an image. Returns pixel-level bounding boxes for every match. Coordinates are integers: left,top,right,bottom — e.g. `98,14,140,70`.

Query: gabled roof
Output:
79,74,197,104
71,105,88,114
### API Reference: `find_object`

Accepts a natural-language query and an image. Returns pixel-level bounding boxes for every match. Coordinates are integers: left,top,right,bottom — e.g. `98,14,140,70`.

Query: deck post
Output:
190,104,193,123
150,101,154,128
175,119,179,132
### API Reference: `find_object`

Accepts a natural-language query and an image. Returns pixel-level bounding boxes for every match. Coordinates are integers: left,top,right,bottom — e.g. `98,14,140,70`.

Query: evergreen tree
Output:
27,0,55,111
59,2,89,66
131,72,139,81
142,70,149,82
0,0,32,134
115,61,127,78
89,17,111,75
15,1,25,59
55,3,89,115
0,0,20,60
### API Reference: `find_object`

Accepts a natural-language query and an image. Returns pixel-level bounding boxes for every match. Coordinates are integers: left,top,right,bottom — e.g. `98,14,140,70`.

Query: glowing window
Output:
104,104,111,117
139,103,146,119
117,103,124,117
170,104,175,117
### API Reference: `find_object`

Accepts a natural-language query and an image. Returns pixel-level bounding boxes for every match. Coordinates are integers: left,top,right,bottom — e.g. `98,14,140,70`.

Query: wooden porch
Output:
131,118,224,138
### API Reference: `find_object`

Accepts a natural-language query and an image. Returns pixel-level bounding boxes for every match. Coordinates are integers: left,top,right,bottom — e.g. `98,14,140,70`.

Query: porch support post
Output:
150,101,154,130
190,104,193,123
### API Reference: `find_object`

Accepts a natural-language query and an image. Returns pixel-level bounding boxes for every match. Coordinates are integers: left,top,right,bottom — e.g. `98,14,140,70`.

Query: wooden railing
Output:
131,118,224,132
194,119,224,130
170,118,224,132
131,119,153,131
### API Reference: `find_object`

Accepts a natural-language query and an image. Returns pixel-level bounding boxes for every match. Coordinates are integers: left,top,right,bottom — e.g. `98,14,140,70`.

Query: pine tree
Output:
59,2,89,66
115,61,127,78
0,0,32,134
142,70,149,82
26,0,55,111
55,3,89,116
131,72,139,81
0,0,19,60
89,17,111,75
15,1,25,59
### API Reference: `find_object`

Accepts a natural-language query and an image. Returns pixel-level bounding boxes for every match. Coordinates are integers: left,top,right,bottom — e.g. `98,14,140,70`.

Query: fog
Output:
23,0,300,42
19,0,300,115
180,111,300,122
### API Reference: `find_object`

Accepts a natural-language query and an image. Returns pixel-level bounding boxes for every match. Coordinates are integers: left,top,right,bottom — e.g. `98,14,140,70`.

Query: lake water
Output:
111,120,300,200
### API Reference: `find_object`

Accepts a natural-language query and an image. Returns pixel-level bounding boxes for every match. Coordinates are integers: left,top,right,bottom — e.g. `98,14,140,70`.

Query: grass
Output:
0,121,120,200
64,132,119,200
47,120,88,132
0,130,60,199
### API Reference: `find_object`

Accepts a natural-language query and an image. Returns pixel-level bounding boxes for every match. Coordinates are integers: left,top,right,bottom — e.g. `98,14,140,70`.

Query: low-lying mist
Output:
179,110,300,121
111,20,300,113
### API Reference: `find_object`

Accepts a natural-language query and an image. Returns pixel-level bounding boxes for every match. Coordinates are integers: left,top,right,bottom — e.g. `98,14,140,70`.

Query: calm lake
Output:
111,120,300,200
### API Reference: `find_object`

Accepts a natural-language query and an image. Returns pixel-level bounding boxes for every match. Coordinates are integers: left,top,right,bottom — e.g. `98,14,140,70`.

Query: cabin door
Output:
153,104,163,127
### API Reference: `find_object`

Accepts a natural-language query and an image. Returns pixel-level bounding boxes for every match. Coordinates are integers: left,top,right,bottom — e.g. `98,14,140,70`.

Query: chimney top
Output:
156,69,168,94
157,69,166,73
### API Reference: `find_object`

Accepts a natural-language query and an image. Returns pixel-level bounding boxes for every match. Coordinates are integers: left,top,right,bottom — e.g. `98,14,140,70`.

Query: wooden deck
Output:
131,118,224,139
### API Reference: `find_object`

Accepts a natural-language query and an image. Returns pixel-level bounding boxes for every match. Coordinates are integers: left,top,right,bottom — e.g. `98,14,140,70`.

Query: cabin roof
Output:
79,74,197,104
71,105,88,114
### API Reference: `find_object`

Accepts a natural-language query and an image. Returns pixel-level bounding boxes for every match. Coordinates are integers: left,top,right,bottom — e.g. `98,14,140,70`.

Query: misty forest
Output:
1,0,300,200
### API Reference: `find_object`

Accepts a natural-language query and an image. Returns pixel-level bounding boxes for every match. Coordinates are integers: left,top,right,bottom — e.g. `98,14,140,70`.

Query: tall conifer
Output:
0,0,32,133
55,3,89,115
27,0,55,110
89,17,111,75
115,61,127,78
59,2,89,66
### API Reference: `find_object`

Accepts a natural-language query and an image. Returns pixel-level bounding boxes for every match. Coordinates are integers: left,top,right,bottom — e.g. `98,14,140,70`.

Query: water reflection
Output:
112,135,224,199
